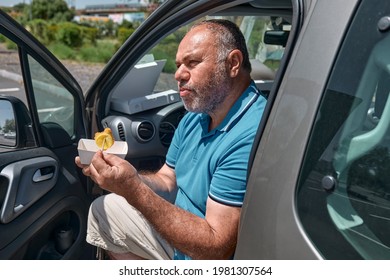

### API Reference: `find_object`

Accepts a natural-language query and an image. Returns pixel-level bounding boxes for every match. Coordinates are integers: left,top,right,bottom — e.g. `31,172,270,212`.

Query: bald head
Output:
190,19,252,73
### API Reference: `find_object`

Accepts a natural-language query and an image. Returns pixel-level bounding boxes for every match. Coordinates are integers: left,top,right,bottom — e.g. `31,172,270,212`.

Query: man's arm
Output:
131,185,241,259
138,164,178,202
80,151,240,259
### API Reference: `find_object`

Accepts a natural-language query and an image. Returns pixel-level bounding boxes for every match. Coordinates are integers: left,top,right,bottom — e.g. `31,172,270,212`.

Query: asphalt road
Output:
0,134,15,146
0,75,27,105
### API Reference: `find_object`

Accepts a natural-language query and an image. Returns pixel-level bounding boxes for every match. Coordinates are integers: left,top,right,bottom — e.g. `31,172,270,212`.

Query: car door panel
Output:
0,156,58,224
236,0,361,259
0,147,91,259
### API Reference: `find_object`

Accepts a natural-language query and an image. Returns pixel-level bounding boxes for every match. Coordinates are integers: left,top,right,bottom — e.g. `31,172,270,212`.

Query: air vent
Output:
117,122,126,141
133,120,155,142
159,121,176,147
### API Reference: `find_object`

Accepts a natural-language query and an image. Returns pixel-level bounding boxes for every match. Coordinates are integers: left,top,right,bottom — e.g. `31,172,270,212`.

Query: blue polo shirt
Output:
165,81,267,259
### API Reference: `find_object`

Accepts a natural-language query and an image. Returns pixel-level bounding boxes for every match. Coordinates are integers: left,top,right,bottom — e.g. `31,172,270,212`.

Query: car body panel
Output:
1,0,389,260
236,0,360,259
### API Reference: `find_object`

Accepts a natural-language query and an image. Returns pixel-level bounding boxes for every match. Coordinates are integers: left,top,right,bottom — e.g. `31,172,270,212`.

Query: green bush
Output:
46,24,58,44
27,19,49,43
150,33,182,73
78,40,116,63
24,20,57,44
117,27,135,45
5,39,17,50
0,35,17,50
48,42,76,60
246,19,267,58
151,48,176,73
80,26,98,45
56,22,83,48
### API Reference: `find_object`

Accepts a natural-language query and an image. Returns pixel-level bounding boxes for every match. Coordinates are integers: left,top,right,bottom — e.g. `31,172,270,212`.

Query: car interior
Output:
98,6,293,173
0,0,295,259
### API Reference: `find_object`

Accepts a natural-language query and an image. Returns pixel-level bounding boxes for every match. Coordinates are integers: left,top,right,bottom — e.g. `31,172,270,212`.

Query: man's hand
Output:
75,150,140,197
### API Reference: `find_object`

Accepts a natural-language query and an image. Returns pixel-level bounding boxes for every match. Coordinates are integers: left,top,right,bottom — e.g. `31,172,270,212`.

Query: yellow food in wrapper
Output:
94,128,115,150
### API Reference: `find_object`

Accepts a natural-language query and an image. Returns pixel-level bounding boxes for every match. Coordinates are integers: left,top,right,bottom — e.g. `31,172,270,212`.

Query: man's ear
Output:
227,49,243,78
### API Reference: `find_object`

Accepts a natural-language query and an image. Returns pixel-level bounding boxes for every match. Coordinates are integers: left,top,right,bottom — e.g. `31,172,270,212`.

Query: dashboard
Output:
102,101,186,171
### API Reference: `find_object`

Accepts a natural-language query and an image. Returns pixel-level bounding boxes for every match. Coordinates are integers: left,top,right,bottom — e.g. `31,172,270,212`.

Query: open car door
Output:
0,10,92,259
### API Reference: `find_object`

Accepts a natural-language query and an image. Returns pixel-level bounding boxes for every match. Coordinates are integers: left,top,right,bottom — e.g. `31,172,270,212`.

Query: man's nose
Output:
175,65,190,82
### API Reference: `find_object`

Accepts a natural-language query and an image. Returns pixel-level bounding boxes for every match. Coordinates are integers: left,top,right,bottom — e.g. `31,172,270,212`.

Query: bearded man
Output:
76,19,267,260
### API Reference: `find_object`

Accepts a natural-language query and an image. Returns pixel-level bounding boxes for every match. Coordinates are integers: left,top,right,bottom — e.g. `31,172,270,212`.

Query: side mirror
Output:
0,96,34,149
0,99,16,147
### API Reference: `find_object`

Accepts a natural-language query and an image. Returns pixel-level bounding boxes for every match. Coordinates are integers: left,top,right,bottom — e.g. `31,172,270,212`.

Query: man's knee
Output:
90,193,121,214
89,194,105,220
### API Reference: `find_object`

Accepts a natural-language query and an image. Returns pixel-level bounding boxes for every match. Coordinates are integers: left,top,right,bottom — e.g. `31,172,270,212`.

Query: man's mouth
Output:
179,87,193,97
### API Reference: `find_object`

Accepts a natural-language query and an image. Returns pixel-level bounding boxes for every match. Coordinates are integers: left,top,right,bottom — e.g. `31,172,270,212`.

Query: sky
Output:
1,0,128,10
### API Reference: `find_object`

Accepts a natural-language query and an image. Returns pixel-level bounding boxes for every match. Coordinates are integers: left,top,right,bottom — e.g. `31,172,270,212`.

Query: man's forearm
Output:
139,172,177,202
124,182,235,260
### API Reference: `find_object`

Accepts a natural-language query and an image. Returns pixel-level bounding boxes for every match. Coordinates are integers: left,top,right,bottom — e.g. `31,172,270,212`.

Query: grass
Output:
48,42,76,60
48,39,118,63
78,40,117,63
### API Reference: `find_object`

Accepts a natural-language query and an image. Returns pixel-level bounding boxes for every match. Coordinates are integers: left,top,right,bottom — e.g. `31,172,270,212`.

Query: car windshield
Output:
108,15,288,115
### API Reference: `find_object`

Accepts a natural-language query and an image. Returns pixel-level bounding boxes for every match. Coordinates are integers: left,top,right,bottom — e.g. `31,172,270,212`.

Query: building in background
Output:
74,0,157,24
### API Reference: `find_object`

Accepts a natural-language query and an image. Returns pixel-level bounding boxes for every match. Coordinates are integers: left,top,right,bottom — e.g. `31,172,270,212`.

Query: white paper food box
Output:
77,139,128,165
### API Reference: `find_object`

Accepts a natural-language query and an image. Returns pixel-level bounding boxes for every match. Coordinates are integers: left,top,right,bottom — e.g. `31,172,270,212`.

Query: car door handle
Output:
0,157,58,223
33,166,55,182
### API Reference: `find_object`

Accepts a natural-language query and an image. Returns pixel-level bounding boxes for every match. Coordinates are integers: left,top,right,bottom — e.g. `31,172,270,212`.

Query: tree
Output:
3,119,15,133
13,3,28,13
30,0,74,22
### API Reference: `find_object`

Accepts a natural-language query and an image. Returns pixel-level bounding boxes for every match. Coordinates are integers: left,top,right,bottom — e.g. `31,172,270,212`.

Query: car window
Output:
0,31,76,152
152,15,287,92
28,55,75,136
109,14,288,108
0,34,25,106
296,0,390,259
0,33,37,152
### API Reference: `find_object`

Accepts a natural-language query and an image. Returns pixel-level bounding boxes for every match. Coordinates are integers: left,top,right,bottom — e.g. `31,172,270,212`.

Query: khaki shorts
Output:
86,193,174,260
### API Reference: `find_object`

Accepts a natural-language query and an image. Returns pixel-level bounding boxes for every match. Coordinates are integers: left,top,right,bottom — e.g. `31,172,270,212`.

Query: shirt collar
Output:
200,80,260,136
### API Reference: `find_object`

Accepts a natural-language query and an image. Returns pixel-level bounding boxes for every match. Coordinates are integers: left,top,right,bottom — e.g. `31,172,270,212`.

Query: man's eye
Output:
189,61,199,67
